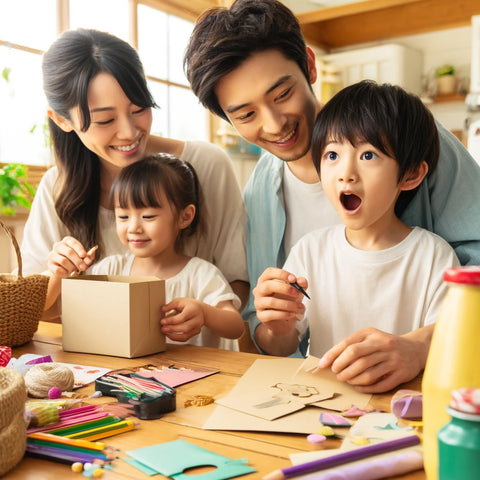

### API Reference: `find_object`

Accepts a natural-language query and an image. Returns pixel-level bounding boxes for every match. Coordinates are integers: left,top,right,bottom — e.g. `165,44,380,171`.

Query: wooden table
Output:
4,322,426,480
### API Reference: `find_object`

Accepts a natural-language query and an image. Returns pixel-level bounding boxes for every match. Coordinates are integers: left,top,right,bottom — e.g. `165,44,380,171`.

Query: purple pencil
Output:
26,442,107,464
261,435,421,480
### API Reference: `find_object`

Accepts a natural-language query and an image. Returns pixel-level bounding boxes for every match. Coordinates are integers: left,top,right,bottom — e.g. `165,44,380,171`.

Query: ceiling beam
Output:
297,0,480,50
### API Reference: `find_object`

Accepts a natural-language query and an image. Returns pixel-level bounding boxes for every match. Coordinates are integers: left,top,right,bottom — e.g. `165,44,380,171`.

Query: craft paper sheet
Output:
204,357,371,434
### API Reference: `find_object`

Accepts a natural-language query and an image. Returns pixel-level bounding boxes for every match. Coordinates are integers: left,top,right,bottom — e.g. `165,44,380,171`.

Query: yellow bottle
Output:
422,266,480,479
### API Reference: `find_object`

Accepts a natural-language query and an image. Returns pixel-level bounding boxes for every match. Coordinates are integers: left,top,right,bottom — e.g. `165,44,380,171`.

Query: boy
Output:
184,0,480,370
253,81,459,393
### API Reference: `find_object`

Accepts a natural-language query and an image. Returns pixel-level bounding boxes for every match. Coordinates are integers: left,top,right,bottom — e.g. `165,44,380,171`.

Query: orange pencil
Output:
27,431,105,451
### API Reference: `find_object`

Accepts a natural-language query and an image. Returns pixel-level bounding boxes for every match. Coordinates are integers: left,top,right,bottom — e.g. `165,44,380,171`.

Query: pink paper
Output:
136,366,218,388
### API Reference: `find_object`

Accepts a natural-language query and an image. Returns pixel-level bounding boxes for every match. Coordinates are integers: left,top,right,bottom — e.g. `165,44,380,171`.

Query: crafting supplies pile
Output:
0,368,28,476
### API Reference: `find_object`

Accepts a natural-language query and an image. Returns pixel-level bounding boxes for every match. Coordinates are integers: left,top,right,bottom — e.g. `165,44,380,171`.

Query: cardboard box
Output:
62,275,166,358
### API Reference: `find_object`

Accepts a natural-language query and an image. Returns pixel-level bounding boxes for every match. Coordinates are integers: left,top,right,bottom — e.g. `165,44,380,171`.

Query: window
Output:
0,0,208,167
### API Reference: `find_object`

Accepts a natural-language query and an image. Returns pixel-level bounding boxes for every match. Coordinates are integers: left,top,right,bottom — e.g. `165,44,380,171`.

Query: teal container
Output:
438,406,480,479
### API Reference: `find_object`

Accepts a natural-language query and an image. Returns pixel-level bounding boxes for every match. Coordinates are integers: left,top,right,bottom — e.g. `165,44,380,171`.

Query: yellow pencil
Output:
66,419,135,441
81,423,135,442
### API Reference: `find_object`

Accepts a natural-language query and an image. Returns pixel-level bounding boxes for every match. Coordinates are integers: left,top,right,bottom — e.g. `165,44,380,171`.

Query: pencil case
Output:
95,372,176,420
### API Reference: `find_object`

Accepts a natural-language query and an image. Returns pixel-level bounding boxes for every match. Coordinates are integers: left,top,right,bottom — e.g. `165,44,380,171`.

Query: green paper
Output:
126,439,256,479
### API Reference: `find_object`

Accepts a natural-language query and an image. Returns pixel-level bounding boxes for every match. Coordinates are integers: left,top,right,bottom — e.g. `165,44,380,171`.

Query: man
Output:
184,0,480,389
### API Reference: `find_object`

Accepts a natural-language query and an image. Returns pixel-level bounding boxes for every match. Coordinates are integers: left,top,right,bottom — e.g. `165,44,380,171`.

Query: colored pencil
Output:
59,404,98,417
46,415,119,435
28,411,111,434
27,432,105,451
261,435,421,480
26,443,106,464
66,419,135,441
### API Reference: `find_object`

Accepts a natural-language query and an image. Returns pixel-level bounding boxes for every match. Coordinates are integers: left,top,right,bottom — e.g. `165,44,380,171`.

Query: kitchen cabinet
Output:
317,44,423,97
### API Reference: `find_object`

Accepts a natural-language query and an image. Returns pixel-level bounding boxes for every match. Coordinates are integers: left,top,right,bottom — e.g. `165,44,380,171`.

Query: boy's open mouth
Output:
341,193,361,211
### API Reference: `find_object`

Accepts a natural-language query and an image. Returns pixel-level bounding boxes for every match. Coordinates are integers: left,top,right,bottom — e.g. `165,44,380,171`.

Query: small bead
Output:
307,433,327,445
352,436,370,445
71,462,84,472
48,386,62,399
318,425,335,437
92,467,104,478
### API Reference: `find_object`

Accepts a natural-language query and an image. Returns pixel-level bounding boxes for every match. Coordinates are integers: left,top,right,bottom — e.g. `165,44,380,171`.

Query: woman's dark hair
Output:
110,153,203,252
42,28,157,257
312,80,439,215
184,0,310,122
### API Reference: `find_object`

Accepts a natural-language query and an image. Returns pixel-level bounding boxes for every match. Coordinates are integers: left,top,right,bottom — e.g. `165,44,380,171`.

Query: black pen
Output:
290,281,310,299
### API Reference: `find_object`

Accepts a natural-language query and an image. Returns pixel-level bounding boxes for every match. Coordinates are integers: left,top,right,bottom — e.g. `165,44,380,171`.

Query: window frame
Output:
0,0,210,169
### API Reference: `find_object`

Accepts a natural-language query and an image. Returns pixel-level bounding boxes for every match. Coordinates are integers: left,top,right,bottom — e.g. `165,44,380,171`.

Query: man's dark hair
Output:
311,80,440,215
184,0,309,122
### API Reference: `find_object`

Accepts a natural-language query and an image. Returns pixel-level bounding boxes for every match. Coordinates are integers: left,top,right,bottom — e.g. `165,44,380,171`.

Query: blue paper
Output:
126,439,256,479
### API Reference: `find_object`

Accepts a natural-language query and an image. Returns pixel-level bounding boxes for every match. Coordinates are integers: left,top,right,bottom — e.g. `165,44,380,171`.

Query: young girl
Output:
45,153,244,350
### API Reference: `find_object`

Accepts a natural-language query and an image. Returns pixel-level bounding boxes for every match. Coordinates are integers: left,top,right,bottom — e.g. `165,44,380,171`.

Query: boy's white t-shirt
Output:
91,254,241,351
284,224,460,357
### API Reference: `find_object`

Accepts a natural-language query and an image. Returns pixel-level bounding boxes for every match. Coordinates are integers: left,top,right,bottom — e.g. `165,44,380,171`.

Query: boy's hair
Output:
110,153,203,251
184,0,310,122
312,80,439,214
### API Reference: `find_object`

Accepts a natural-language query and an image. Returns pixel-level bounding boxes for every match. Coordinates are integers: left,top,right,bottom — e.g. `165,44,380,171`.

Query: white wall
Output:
315,25,475,132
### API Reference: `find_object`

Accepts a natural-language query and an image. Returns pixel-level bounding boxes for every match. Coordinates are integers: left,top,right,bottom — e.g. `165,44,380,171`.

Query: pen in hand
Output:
290,281,310,299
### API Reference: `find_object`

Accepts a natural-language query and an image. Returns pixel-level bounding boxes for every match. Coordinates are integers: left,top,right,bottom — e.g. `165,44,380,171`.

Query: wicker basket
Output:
0,368,28,476
0,220,49,346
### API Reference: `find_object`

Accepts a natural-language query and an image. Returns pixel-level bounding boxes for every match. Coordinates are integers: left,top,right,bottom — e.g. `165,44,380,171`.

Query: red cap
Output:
451,388,480,414
444,266,480,285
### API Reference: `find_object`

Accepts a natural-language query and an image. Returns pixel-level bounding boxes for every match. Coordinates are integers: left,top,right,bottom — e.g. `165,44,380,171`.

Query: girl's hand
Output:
47,236,96,277
253,267,307,336
160,298,204,342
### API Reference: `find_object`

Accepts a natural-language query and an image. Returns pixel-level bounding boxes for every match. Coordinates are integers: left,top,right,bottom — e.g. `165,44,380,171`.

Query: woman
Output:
21,28,248,312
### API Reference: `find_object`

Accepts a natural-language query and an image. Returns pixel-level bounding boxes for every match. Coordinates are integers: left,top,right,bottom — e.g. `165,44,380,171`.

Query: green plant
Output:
436,64,455,77
0,163,36,216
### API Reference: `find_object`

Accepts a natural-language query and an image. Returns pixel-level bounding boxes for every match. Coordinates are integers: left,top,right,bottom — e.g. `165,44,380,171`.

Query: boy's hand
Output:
160,298,204,342
48,236,95,277
253,267,307,334
317,327,430,393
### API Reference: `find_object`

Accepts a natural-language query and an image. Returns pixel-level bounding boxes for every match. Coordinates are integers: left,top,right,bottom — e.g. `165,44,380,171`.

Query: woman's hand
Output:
47,236,96,277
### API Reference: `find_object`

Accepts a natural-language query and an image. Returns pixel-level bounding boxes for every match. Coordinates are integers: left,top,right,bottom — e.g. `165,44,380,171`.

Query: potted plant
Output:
0,163,36,216
435,64,456,95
